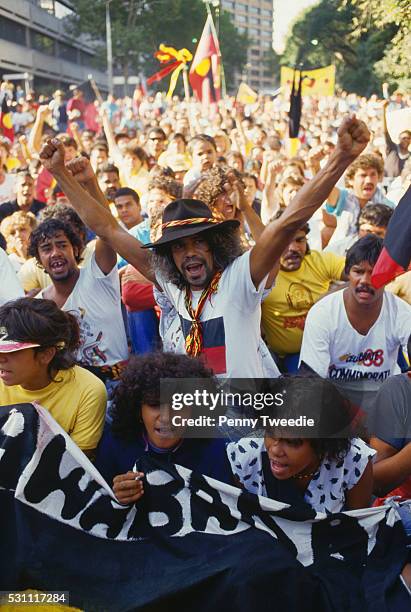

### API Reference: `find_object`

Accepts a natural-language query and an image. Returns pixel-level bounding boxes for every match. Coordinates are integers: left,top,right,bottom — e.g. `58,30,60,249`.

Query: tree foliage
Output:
281,0,407,96
349,0,411,90
66,0,248,92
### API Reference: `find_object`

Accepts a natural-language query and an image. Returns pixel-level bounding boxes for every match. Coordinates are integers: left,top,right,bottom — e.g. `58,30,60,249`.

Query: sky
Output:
273,0,319,54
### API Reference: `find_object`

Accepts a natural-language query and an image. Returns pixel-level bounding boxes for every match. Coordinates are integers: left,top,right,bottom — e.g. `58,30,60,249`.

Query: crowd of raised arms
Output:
0,81,410,594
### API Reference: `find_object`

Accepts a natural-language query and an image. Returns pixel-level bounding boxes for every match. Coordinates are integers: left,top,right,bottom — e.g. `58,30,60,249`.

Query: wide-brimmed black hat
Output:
141,199,240,248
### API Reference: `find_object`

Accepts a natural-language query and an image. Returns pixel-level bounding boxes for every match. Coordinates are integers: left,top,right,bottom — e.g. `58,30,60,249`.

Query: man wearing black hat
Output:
39,116,370,377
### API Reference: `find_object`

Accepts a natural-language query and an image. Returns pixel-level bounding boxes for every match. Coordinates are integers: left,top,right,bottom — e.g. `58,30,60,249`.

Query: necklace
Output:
292,469,318,480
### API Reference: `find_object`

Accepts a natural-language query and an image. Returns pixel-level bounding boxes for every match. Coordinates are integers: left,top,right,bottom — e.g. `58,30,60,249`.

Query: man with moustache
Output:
39,116,371,378
299,234,411,384
322,154,394,246
262,214,346,373
28,158,128,385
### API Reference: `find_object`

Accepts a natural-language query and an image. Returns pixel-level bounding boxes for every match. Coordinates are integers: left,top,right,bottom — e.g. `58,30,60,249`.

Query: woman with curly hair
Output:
193,165,267,248
227,377,374,513
95,352,233,502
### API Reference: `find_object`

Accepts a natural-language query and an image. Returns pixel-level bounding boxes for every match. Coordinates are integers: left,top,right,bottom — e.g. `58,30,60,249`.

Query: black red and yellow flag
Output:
189,15,221,104
0,95,14,143
371,185,411,288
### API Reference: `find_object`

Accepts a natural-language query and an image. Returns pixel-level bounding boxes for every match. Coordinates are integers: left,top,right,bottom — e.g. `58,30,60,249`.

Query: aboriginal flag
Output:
371,185,411,288
289,69,302,138
0,95,14,142
189,15,221,104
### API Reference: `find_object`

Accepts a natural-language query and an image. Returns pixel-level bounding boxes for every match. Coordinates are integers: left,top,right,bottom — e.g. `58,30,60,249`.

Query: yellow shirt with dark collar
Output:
0,365,106,451
262,251,345,356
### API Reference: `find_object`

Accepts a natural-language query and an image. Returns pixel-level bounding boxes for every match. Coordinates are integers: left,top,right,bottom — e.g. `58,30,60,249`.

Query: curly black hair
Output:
38,203,87,246
344,234,383,275
110,352,214,441
150,225,245,289
28,218,84,265
261,375,357,462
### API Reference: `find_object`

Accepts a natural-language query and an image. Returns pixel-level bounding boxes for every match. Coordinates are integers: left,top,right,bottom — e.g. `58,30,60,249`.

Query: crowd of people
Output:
0,79,410,598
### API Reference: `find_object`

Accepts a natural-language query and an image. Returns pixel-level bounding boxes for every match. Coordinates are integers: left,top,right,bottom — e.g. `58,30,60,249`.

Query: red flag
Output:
147,61,181,86
371,185,411,288
189,15,221,104
0,95,14,143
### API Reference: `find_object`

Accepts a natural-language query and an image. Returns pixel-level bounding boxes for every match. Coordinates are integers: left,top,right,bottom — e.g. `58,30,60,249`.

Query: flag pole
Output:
182,65,195,137
204,2,226,98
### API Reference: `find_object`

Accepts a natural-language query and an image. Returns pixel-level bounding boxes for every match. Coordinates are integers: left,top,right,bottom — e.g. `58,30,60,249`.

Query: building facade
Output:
221,0,274,92
0,0,107,93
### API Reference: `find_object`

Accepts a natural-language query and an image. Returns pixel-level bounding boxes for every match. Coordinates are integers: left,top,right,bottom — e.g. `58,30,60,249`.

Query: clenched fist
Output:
66,156,96,184
39,138,66,174
335,115,370,161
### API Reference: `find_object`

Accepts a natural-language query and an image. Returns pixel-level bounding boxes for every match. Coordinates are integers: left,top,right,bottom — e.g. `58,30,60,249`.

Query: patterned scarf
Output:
184,271,222,357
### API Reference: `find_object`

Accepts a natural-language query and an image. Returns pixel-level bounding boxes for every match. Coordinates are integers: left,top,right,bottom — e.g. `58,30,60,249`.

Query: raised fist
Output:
335,115,370,160
39,138,66,174
37,104,51,119
66,156,95,184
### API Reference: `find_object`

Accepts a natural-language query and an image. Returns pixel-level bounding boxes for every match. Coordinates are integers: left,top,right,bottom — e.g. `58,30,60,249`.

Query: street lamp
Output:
106,0,113,96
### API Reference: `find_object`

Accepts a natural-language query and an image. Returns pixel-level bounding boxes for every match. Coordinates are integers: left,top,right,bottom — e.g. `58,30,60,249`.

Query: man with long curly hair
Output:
39,116,370,377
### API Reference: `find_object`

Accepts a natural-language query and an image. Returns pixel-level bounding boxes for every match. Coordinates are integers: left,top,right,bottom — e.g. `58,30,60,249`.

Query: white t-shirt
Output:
154,286,280,378
0,247,24,305
40,253,128,367
156,251,279,378
324,234,357,257
227,436,375,513
0,174,16,205
299,290,411,383
8,252,25,273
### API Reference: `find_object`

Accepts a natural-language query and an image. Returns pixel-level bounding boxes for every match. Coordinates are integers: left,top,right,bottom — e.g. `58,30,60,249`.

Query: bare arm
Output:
69,122,84,154
66,156,117,274
345,460,373,510
28,105,50,154
261,161,283,225
101,108,123,165
382,100,395,152
232,177,278,288
39,139,155,283
306,145,326,177
18,135,32,163
249,116,370,288
233,178,266,242
260,151,278,186
370,437,411,496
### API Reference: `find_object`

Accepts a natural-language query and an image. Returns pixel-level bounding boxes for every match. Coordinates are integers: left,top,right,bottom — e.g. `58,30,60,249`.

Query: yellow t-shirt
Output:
5,157,21,172
17,242,95,292
262,251,345,355
119,166,150,197
0,365,107,451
